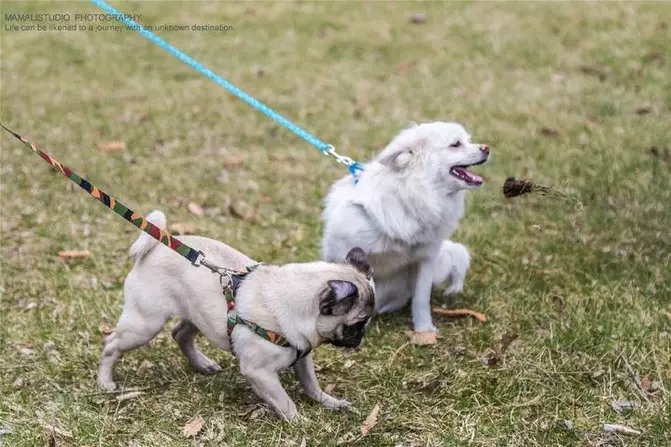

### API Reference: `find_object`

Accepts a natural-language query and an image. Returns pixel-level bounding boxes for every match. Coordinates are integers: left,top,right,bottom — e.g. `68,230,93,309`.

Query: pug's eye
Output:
449,141,462,148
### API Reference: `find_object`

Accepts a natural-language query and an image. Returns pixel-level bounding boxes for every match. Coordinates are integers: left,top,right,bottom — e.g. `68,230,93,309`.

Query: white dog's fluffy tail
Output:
432,240,471,295
129,210,167,260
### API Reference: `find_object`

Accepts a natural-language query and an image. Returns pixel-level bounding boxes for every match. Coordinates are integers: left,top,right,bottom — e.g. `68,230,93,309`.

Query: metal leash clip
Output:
324,145,356,167
192,250,235,283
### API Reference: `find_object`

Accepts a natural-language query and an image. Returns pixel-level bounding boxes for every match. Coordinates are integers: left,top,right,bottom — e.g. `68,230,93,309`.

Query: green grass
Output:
1,1,670,446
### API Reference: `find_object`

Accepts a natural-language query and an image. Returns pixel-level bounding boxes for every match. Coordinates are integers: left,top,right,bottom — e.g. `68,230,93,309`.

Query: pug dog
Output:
98,210,375,420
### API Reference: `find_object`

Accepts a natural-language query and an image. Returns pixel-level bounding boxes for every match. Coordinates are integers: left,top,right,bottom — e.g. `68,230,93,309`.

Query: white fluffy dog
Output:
321,122,489,332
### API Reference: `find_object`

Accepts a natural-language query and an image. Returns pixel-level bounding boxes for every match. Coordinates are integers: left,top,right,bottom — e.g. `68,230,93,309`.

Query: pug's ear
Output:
320,280,358,316
345,247,372,278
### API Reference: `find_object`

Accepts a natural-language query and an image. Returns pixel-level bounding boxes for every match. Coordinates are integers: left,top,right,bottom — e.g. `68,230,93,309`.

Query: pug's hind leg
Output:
241,364,298,421
98,312,167,391
171,320,222,374
294,353,350,411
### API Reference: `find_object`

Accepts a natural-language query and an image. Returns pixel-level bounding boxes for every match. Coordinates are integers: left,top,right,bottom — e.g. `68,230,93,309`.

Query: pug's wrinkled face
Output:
316,247,375,348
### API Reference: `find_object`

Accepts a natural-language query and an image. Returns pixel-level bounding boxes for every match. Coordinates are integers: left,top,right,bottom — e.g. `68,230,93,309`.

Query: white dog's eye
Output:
449,141,462,148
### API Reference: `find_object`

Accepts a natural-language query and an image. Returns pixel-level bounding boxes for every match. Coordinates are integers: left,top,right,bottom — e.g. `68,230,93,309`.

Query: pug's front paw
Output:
320,393,350,411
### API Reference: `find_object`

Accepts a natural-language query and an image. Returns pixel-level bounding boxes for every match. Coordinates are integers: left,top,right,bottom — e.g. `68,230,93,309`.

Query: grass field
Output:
1,1,670,446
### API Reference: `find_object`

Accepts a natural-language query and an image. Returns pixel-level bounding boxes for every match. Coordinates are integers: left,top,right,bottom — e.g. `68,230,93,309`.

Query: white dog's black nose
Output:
480,145,489,155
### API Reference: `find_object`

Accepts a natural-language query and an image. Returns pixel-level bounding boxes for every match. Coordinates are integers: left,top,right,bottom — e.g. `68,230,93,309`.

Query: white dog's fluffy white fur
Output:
321,122,489,332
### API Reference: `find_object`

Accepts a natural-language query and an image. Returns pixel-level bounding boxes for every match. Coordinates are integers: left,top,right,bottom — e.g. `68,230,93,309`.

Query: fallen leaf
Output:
343,359,355,369
643,51,663,62
223,153,246,169
409,12,426,24
99,322,115,336
635,105,653,115
187,202,205,216
641,375,651,391
168,222,198,235
138,359,155,373
336,432,356,445
299,438,307,447
432,307,487,322
58,250,91,259
496,333,518,356
603,423,641,436
228,201,246,219
579,65,609,80
96,141,126,152
640,376,661,395
324,383,336,394
181,415,205,438
404,331,437,345
395,60,416,74
116,391,145,402
228,200,260,221
611,399,635,413
483,332,518,365
25,301,38,311
249,407,267,420
360,404,380,436
540,127,560,138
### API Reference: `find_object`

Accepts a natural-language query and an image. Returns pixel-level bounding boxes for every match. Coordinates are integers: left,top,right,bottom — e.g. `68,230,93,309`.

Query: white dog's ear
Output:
378,149,413,170
377,129,423,170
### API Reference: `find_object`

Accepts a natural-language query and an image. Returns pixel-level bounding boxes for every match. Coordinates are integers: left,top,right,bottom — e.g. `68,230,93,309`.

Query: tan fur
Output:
98,210,374,421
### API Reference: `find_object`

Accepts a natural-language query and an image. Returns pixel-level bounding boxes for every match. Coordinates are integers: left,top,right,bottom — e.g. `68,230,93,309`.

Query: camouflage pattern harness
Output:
220,264,312,364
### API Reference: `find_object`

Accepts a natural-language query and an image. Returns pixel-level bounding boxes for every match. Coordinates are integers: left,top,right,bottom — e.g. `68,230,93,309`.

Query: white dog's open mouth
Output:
449,161,485,185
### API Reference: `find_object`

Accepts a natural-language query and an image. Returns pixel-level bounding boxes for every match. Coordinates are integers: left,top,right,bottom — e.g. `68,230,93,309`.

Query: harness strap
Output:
222,266,288,345
223,265,312,364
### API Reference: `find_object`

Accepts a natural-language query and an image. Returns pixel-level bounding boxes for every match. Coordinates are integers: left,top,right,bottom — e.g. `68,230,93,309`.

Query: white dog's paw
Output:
277,401,299,421
443,279,464,296
413,321,439,333
321,393,350,411
98,379,117,391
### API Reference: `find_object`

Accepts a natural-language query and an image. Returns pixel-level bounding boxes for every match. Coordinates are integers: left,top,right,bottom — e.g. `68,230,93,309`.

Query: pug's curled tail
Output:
129,210,167,260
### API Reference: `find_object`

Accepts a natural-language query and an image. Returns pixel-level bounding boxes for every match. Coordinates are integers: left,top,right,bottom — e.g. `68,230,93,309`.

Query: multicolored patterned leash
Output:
0,123,213,268
0,124,301,353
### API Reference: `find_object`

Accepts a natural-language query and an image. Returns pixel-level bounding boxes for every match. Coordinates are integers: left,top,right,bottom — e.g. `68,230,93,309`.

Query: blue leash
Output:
91,0,364,180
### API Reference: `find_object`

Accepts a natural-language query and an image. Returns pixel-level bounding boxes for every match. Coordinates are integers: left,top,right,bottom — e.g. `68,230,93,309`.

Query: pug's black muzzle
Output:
330,319,368,348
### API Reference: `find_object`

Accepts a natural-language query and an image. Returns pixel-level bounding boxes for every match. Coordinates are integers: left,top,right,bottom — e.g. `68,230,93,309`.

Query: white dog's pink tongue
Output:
453,167,483,184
